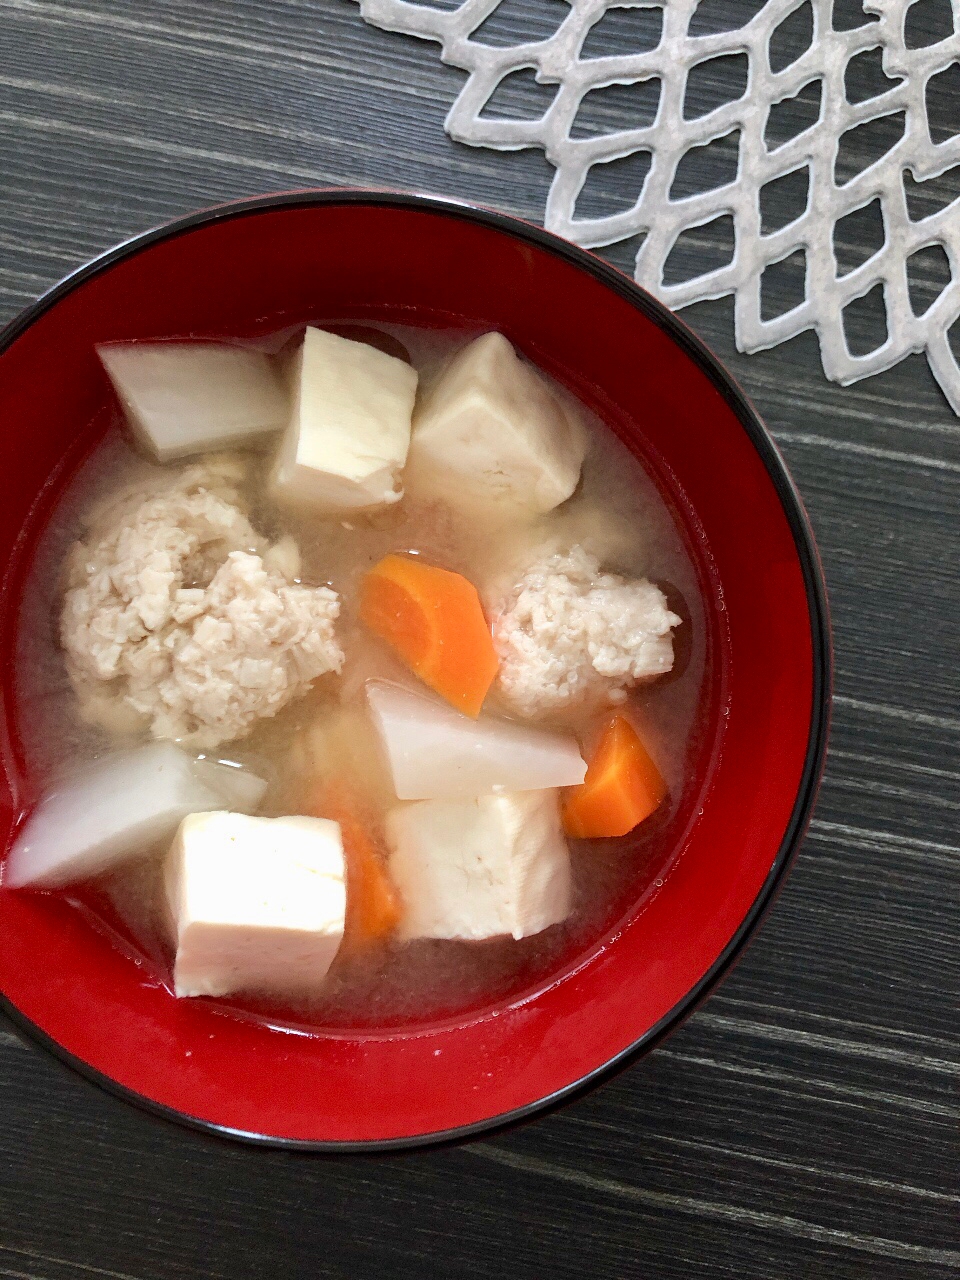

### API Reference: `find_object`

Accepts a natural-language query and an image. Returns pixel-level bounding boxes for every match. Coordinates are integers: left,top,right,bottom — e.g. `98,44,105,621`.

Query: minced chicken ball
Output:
492,545,680,719
61,456,343,748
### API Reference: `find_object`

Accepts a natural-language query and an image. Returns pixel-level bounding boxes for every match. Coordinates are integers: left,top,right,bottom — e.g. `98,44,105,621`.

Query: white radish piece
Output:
365,680,586,800
97,342,288,461
5,744,266,888
191,759,268,815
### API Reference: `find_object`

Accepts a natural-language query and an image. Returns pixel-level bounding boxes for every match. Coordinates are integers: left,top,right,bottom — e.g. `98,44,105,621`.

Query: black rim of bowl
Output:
0,189,833,1153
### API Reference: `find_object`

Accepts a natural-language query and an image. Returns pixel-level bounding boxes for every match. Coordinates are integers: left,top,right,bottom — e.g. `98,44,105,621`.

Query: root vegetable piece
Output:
562,715,667,839
309,777,401,947
385,789,572,941
97,343,288,461
366,680,586,800
5,744,225,888
296,704,397,815
165,812,346,998
191,760,268,814
271,326,418,512
406,332,586,521
359,554,499,717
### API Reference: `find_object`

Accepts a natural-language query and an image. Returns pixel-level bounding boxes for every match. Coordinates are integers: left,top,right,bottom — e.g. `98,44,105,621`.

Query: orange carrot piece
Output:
310,777,401,948
562,715,667,839
358,553,498,717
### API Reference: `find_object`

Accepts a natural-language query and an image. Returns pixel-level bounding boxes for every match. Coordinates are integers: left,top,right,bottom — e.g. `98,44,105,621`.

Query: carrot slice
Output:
562,715,667,839
310,777,401,948
358,553,498,717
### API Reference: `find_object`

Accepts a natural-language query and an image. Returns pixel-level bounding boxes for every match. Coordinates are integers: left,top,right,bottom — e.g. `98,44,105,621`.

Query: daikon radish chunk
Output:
5,743,223,889
191,759,268,815
295,704,396,815
366,680,586,800
97,343,288,461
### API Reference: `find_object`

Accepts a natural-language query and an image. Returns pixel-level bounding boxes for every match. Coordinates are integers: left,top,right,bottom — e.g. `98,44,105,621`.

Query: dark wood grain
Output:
0,1,957,1276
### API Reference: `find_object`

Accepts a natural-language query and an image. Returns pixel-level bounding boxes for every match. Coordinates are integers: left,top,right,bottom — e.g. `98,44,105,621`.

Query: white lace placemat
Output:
356,0,960,413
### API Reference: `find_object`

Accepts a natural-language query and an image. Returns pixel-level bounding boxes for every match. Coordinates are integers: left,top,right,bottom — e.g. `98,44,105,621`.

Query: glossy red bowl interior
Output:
0,192,829,1148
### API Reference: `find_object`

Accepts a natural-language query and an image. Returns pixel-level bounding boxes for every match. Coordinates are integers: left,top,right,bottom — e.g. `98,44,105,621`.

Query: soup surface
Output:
6,321,709,1032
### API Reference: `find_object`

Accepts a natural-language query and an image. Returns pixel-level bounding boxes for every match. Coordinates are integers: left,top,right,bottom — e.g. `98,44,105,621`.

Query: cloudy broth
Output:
8,322,710,1032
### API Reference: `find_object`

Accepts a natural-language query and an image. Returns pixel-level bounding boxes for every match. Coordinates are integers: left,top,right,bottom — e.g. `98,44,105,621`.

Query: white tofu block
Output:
385,790,571,941
271,326,418,512
165,812,346,998
367,681,586,800
97,342,288,461
406,332,587,520
5,744,223,889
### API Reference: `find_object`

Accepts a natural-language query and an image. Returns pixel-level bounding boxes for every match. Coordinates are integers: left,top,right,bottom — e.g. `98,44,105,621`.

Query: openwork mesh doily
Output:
357,0,960,411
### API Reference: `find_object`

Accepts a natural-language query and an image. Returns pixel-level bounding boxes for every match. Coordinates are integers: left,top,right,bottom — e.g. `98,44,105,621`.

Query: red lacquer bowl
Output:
0,192,830,1148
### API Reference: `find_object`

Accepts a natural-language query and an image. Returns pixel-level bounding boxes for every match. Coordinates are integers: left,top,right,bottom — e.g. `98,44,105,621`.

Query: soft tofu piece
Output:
165,812,346,998
405,332,587,520
5,743,223,889
97,342,288,461
386,790,571,941
367,680,586,800
271,326,418,512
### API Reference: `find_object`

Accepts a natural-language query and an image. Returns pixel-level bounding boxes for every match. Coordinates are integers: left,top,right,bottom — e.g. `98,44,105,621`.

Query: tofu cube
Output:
406,332,586,520
97,342,288,461
165,812,346,998
271,326,418,512
385,790,571,941
5,743,224,889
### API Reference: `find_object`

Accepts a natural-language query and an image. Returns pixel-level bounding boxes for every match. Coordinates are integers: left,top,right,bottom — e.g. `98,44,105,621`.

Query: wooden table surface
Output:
0,2,957,1276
